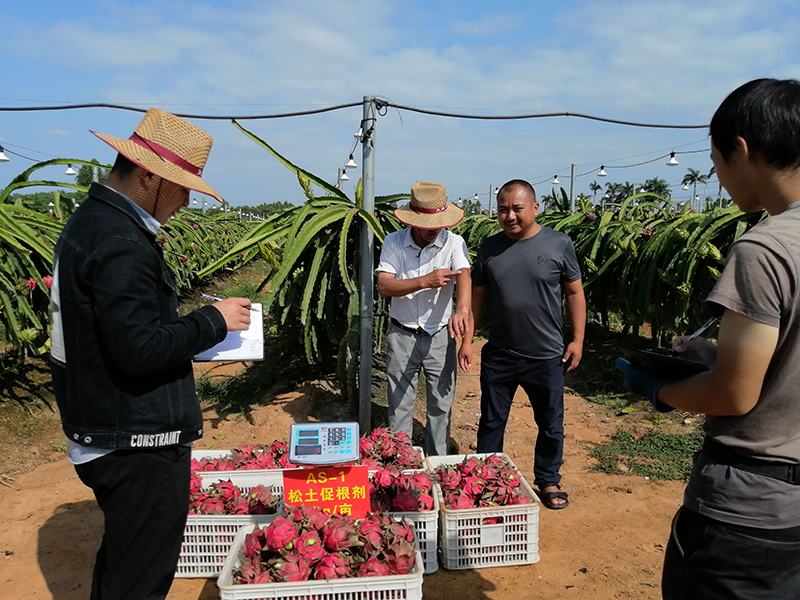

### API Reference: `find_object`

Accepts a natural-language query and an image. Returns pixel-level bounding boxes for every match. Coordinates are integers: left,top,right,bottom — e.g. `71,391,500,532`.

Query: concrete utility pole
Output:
358,97,377,434
569,163,576,212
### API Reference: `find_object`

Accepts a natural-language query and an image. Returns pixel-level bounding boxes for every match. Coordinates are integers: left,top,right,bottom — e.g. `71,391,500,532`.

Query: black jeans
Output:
662,507,800,600
75,446,190,600
476,344,565,487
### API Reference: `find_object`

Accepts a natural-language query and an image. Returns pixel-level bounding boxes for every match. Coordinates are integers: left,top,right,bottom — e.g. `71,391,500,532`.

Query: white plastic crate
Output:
176,471,285,578
217,525,424,600
191,447,426,480
177,514,279,578
427,453,540,570
387,490,440,574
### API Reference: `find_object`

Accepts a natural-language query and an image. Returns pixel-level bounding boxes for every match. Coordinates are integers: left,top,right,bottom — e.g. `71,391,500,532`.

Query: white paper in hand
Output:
194,303,264,361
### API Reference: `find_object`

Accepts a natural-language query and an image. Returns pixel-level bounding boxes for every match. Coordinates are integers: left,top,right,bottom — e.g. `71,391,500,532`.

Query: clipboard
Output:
194,303,264,361
620,347,709,380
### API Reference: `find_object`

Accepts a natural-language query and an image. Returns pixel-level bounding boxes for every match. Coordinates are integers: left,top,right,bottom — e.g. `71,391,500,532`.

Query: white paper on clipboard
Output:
194,303,264,361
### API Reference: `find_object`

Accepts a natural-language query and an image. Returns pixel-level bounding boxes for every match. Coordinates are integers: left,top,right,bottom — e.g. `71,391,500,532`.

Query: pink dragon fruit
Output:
229,497,250,515
373,468,394,488
270,554,311,582
384,538,416,575
264,517,299,553
195,495,226,515
391,489,419,513
322,517,363,552
248,485,278,515
417,492,434,511
357,556,392,578
313,552,350,580
296,531,325,564
243,527,266,560
437,466,462,491
359,518,384,551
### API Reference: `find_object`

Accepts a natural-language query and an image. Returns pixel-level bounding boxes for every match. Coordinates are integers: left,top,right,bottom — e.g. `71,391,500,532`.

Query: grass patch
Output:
589,429,703,480
196,374,252,415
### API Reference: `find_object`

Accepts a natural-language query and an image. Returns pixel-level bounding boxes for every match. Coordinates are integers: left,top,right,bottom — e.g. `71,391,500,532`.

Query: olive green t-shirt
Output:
684,201,800,528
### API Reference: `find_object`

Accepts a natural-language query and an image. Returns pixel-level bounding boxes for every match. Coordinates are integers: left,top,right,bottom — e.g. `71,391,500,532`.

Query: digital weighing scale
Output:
288,422,360,465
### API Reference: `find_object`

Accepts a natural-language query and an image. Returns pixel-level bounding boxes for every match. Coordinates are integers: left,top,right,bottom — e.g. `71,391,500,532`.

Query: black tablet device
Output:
620,348,710,380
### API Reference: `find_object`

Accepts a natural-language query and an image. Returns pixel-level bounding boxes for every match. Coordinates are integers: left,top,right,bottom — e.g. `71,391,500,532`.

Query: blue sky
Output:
2,0,800,209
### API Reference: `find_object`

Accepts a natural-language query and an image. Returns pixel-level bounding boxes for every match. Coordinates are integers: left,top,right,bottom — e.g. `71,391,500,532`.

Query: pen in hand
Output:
201,293,254,310
687,316,718,341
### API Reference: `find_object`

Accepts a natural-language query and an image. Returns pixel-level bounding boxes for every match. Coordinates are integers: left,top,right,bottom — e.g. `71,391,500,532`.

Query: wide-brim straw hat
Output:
394,181,464,230
92,108,223,202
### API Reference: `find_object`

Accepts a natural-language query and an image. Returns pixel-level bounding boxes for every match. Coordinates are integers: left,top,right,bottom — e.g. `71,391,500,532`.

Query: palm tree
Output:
681,168,709,210
589,181,602,204
643,177,671,201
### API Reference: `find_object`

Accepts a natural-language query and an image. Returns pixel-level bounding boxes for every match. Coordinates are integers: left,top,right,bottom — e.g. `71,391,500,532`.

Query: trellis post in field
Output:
359,96,377,433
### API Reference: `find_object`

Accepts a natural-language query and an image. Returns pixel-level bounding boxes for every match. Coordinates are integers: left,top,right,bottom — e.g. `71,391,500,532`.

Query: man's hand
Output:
672,335,717,368
562,340,583,372
213,298,252,331
615,358,674,413
423,268,460,289
448,308,469,338
458,341,473,373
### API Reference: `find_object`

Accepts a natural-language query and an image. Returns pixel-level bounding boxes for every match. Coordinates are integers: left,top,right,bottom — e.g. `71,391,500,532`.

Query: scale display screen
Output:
289,422,360,465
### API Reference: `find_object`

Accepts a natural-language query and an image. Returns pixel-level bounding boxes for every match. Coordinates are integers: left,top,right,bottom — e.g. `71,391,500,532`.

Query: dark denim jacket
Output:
50,183,226,449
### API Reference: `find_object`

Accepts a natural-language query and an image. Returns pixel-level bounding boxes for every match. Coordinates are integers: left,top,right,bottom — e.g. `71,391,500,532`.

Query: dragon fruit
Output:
296,531,325,564
323,517,363,552
233,508,418,585
270,554,311,582
313,552,350,580
357,555,392,578
435,455,532,508
383,537,416,575
264,517,299,553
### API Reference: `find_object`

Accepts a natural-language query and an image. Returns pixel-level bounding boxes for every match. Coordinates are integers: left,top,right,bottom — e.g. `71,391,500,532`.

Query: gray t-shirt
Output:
472,226,581,360
684,201,800,528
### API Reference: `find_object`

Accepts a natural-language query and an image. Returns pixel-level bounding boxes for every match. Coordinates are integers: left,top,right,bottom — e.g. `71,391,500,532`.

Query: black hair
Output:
710,78,800,170
497,179,536,202
111,153,140,179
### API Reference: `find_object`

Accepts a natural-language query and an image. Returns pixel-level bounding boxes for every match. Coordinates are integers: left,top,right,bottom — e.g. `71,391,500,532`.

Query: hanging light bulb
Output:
354,127,363,140
340,171,350,182
682,183,689,190
666,152,679,166
473,193,480,201
0,146,9,162
598,166,607,177
344,154,358,169
551,175,560,185
65,164,77,176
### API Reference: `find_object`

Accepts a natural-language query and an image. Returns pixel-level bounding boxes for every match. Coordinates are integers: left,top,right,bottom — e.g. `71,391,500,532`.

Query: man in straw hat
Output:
49,108,252,599
376,181,471,456
460,179,585,510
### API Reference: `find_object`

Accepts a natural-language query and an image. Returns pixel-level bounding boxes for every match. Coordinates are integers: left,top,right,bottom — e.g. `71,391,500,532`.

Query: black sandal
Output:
537,483,569,510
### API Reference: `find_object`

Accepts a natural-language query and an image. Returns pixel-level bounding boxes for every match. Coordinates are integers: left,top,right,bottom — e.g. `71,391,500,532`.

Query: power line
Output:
0,102,362,120
379,101,707,129
0,100,708,129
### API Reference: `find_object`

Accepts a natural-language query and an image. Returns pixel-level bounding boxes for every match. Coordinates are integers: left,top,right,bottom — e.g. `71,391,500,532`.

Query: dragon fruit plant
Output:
370,467,434,513
358,428,423,470
189,479,280,516
232,505,417,584
434,455,532,510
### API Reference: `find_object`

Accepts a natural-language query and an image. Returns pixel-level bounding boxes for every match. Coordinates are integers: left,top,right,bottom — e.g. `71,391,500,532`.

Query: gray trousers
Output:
386,324,456,456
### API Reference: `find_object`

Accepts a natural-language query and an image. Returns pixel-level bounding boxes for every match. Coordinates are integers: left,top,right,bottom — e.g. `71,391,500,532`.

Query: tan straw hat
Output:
394,181,465,230
92,108,223,202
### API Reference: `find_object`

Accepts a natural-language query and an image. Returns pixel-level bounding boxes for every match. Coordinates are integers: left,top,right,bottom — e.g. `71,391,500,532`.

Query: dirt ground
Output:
0,340,685,600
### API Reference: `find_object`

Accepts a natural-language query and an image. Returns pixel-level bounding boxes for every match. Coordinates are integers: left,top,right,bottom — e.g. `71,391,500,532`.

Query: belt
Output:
390,318,445,337
702,437,800,485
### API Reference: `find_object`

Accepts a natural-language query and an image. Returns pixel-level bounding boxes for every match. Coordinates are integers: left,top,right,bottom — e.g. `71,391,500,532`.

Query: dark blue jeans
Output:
663,507,800,600
476,343,565,487
75,446,190,600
